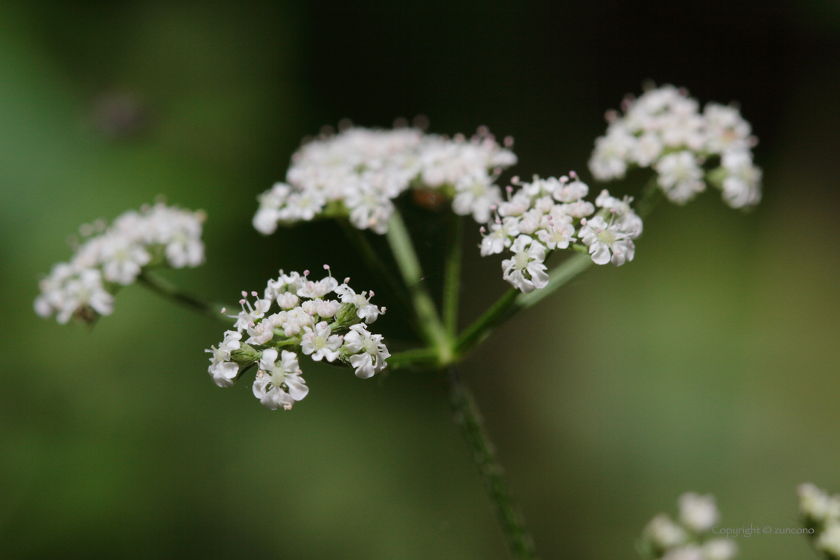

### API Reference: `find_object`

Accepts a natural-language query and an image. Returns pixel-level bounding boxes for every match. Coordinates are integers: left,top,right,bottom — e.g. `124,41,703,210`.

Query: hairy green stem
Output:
442,213,463,338
386,211,453,363
138,271,233,324
448,369,537,560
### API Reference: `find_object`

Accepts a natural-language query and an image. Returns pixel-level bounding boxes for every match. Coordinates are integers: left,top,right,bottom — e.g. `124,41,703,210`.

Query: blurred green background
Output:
2,0,839,558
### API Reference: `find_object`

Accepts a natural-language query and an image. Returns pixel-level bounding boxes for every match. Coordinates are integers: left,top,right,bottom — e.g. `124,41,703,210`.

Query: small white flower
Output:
452,171,503,223
498,190,532,217
297,276,338,299
245,317,276,345
501,235,549,293
480,217,520,256
799,483,840,522
655,151,706,204
631,131,664,166
536,213,575,250
560,200,595,219
589,124,635,180
253,182,291,235
275,291,299,310
704,103,752,153
206,330,242,387
552,178,589,203
99,235,151,285
678,492,719,533
335,283,380,323
278,306,315,337
253,349,309,410
57,269,114,324
342,324,390,379
345,183,394,234
720,150,761,209
644,514,688,549
819,521,840,558
301,321,343,362
233,297,272,332
265,271,304,301
578,216,635,266
313,298,341,318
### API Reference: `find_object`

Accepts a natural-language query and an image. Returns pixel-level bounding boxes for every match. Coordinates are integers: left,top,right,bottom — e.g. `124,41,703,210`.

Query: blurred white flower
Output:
253,125,516,235
589,84,762,209
35,202,205,323
679,492,719,533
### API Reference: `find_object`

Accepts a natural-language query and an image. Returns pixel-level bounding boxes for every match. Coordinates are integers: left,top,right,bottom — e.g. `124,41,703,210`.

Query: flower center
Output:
362,338,377,355
269,367,287,388
514,251,532,271
596,229,616,245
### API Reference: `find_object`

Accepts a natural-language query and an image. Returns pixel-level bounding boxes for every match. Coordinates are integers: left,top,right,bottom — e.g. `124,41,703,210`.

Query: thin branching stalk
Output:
138,271,233,324
442,213,463,339
385,210,453,363
448,368,537,560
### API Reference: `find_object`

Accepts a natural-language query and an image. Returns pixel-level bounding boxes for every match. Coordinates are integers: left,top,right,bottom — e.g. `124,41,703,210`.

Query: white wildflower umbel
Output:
206,266,389,411
252,125,516,235
35,202,206,324
479,174,644,292
640,492,736,560
589,84,762,210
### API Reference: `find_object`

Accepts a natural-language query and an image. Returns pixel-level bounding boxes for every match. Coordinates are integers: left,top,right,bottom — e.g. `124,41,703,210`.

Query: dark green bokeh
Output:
2,1,839,558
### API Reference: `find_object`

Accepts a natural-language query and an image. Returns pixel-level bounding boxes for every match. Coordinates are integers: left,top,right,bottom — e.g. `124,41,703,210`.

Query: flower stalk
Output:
448,368,537,560
385,210,453,364
138,270,232,324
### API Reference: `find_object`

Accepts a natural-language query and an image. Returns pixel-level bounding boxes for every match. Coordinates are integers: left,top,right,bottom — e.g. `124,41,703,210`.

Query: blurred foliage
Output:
1,0,839,559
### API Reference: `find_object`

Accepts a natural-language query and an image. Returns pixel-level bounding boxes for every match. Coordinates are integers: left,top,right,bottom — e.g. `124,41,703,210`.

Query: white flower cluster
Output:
252,125,517,235
35,202,205,324
206,266,390,411
589,85,761,209
798,483,840,558
479,173,643,292
641,493,737,560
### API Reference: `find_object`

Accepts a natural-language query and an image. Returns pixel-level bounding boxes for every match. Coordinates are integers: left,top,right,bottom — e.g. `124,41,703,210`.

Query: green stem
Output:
138,271,233,325
338,219,420,335
448,369,537,560
454,253,593,357
514,253,592,310
386,347,440,371
442,213,463,338
386,211,453,363
455,288,519,356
